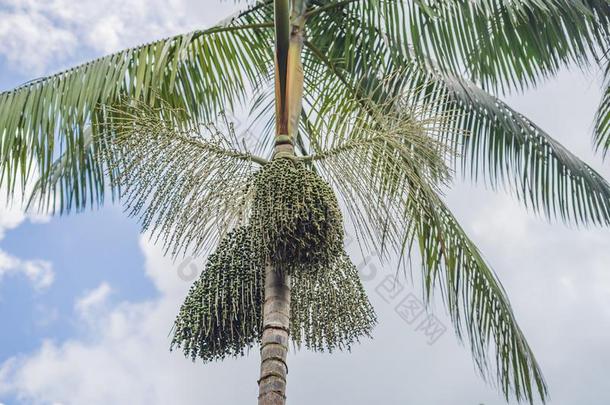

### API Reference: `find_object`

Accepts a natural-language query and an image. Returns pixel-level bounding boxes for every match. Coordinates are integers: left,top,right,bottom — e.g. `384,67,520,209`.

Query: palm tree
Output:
2,1,610,404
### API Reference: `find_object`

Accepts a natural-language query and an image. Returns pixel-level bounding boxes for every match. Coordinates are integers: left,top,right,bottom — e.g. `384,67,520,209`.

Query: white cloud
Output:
0,209,609,405
0,0,241,75
0,205,25,241
0,250,54,290
74,282,112,317
0,171,50,241
0,179,53,290
0,187,54,290
0,237,261,405
0,7,76,74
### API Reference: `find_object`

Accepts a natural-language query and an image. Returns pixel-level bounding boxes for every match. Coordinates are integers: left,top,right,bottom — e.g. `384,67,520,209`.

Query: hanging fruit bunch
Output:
171,157,377,361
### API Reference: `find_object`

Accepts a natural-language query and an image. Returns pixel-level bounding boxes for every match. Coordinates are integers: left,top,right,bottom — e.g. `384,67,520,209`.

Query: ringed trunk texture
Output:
258,265,291,405
262,0,306,403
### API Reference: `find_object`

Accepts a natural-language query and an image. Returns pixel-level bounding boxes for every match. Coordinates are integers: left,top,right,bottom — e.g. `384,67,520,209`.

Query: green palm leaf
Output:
301,2,610,226
306,109,547,402
594,61,610,154
411,193,548,403
408,0,610,92
422,64,610,225
0,1,275,209
95,100,265,257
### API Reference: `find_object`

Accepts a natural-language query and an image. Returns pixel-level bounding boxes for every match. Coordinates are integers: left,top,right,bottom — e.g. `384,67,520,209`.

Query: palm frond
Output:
308,107,547,402
25,125,109,214
422,64,610,226
304,88,450,255
301,7,610,227
0,1,275,209
408,0,610,92
409,190,548,403
97,100,264,257
594,61,610,154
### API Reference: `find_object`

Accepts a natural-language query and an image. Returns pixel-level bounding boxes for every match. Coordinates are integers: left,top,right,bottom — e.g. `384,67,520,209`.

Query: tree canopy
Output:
2,1,610,403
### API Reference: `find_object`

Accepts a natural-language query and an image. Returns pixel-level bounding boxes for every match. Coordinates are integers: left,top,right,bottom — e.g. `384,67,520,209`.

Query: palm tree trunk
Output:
258,265,291,405
258,1,307,404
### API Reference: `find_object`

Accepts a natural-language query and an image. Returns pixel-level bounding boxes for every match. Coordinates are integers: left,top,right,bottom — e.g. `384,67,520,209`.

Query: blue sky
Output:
0,206,152,358
0,1,609,405
0,31,156,353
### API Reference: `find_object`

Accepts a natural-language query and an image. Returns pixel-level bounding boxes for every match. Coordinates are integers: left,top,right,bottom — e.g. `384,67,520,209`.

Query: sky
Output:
0,1,609,404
